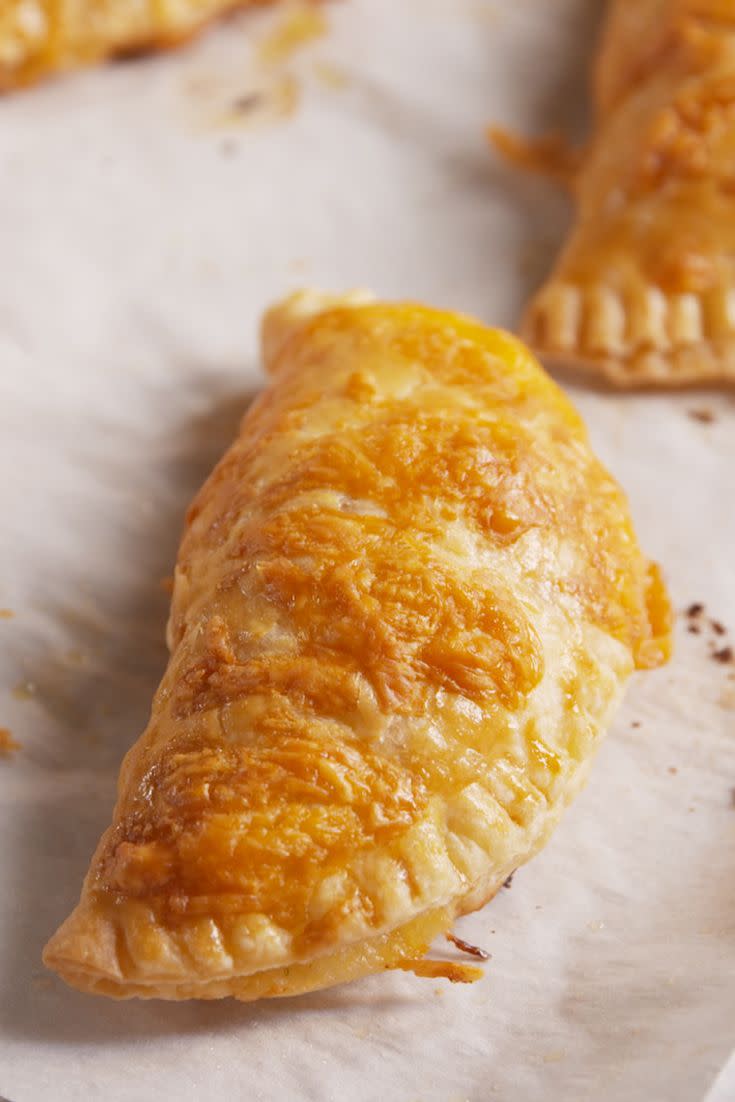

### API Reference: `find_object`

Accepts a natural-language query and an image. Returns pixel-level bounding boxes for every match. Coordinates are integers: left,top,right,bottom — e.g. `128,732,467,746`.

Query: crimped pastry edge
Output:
42,748,594,1001
42,901,455,1001
524,280,735,387
43,877,512,1002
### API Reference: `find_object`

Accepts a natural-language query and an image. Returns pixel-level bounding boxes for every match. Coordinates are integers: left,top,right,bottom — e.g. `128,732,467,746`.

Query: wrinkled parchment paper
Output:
1,2,733,1099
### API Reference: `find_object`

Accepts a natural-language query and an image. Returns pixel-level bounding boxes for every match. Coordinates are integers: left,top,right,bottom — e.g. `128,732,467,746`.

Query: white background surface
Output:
1,2,734,1100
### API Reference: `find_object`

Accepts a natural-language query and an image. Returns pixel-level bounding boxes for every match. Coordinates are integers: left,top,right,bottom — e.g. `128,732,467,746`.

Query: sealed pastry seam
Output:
43,290,671,1000
525,282,735,385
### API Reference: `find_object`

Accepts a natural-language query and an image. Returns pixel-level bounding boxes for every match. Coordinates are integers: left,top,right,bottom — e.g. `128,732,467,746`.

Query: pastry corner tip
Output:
261,287,375,369
41,899,126,996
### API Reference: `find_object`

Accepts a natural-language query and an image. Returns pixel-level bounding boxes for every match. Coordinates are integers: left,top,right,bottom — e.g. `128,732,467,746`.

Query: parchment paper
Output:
1,2,733,1099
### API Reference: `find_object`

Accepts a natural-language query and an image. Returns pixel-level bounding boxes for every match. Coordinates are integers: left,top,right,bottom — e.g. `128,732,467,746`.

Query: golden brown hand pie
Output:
523,0,735,387
0,0,284,90
43,291,672,1000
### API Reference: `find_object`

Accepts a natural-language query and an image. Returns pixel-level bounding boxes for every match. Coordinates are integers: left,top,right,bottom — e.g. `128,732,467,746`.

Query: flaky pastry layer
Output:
523,0,735,387
44,291,671,1000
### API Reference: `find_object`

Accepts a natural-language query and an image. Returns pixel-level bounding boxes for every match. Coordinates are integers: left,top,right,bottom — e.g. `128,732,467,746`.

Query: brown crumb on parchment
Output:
503,871,515,889
446,932,491,961
0,608,14,619
0,728,20,755
684,604,733,657
687,409,716,424
668,766,678,775
631,720,641,728
231,92,264,116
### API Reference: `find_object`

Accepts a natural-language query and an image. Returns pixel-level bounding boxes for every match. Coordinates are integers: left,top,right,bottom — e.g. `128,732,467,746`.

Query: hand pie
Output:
523,1,735,387
43,291,672,1000
0,1,280,90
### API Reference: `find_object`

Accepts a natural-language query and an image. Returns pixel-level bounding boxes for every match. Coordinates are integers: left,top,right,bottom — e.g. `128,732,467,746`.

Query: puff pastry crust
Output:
43,291,672,1000
523,1,735,387
0,0,279,90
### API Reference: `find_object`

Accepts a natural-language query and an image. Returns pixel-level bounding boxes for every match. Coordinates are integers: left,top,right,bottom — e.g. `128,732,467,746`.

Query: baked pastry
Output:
522,1,735,387
43,291,672,1000
0,0,281,90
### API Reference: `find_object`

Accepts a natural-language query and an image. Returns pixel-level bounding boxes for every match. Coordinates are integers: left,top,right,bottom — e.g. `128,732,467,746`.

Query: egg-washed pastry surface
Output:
523,0,735,387
43,291,672,1000
0,0,281,90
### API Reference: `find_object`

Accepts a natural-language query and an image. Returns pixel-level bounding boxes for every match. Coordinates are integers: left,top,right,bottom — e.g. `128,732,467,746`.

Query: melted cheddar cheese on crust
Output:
43,292,671,1000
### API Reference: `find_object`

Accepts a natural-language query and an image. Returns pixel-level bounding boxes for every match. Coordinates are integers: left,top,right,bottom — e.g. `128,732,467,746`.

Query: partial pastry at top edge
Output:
521,0,735,388
0,0,288,90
